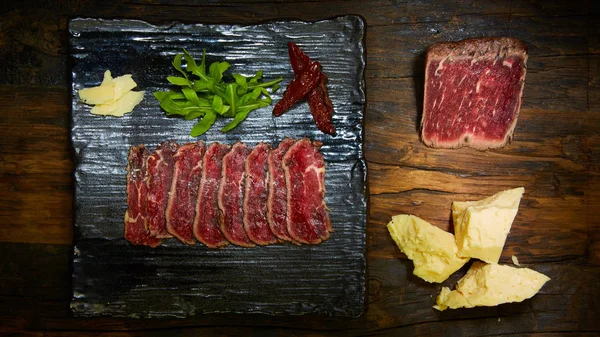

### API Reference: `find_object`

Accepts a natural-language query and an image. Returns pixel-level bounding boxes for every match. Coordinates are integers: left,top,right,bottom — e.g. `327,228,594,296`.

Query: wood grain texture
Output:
0,0,598,335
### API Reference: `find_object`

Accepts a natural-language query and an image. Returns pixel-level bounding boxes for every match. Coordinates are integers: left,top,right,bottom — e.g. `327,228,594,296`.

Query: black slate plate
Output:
70,16,366,318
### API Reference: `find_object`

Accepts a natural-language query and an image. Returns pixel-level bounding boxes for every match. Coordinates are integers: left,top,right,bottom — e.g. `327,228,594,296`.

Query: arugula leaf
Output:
181,87,201,105
167,76,192,87
191,110,217,137
184,110,206,120
183,49,199,76
154,48,282,136
250,70,262,84
172,54,188,79
209,61,230,83
211,95,230,115
233,74,248,95
221,107,252,132
223,83,239,116
153,91,172,102
198,49,207,76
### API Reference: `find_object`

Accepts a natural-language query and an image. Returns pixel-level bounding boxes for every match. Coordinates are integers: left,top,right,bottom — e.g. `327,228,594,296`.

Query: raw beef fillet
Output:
421,37,528,150
266,138,296,242
124,145,161,247
146,140,178,238
218,142,254,247
165,141,206,245
243,142,278,245
282,138,332,244
193,143,230,248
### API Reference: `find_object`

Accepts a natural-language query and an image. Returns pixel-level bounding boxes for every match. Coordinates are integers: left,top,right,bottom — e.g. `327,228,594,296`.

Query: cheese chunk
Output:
387,214,470,283
434,261,550,311
91,90,145,117
78,83,115,105
452,187,524,263
78,70,143,117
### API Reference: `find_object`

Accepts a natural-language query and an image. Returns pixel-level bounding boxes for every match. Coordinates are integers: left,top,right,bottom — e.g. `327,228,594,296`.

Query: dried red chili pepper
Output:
307,73,335,135
274,42,336,135
272,61,321,116
288,41,312,73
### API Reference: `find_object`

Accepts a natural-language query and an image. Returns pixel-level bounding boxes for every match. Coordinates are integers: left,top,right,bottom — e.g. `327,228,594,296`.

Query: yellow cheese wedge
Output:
100,69,113,86
78,70,144,117
387,214,470,283
91,90,145,117
78,83,115,105
434,261,550,311
110,74,137,101
452,187,524,263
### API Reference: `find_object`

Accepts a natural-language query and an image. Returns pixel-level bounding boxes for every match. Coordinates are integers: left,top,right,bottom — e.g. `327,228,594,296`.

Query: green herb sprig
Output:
154,49,282,137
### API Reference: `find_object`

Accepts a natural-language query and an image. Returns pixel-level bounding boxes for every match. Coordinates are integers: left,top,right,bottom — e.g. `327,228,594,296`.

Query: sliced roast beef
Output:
421,37,528,150
282,138,332,244
165,141,206,245
218,142,254,247
124,145,161,247
266,138,296,243
146,140,178,238
243,142,278,246
193,143,230,248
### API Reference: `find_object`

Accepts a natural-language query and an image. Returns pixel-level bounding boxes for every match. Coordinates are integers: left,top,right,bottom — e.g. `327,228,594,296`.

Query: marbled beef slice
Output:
165,141,206,245
283,138,332,244
124,145,161,247
421,37,528,150
146,140,178,238
244,142,278,245
218,142,255,247
193,143,230,248
266,138,296,243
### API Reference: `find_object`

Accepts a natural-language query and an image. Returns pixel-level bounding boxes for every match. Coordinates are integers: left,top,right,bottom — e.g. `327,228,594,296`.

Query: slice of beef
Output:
165,141,206,245
218,142,254,247
124,145,161,247
243,142,278,246
421,37,528,150
266,138,296,243
282,138,332,244
193,142,230,248
146,140,178,238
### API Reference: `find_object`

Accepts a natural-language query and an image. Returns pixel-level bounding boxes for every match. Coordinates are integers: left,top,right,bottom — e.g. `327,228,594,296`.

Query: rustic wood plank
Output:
590,55,599,111
510,0,590,16
588,173,600,266
0,88,73,245
509,14,590,56
368,164,588,197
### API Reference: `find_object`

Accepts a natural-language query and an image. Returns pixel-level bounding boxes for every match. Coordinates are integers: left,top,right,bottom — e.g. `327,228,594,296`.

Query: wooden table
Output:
1,1,598,335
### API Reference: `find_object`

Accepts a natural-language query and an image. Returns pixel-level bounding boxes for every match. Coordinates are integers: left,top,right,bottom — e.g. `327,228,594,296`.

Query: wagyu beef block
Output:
146,140,178,238
267,138,296,243
124,145,161,247
193,143,230,248
283,138,332,244
421,37,528,150
218,142,254,247
166,141,206,245
244,142,278,246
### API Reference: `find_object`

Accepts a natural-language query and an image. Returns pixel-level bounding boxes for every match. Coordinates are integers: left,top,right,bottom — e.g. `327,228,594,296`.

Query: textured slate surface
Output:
69,16,366,318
